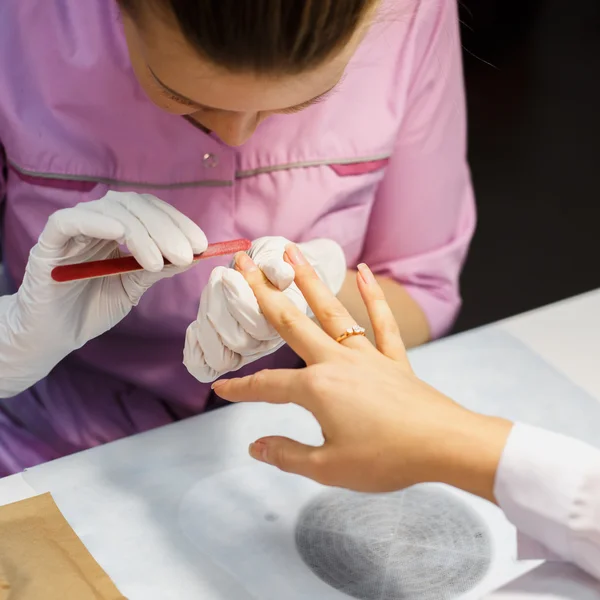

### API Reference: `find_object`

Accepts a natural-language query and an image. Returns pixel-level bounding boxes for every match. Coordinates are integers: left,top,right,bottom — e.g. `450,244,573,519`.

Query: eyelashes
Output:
163,91,199,108
161,93,322,115
277,105,309,115
153,73,337,115
278,81,343,114
148,56,342,115
277,96,328,115
148,67,200,109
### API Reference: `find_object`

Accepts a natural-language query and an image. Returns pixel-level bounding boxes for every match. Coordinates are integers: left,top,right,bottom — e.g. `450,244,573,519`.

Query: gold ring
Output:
335,325,366,344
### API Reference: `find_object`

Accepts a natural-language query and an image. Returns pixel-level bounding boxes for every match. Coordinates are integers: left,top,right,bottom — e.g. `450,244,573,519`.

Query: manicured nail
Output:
249,441,268,463
284,243,308,266
357,263,375,285
235,252,258,273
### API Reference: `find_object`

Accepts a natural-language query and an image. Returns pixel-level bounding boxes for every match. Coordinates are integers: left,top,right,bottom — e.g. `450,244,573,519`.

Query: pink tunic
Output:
0,0,475,474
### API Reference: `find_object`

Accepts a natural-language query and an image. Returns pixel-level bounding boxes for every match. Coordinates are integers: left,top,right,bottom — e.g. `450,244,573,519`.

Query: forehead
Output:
131,10,359,113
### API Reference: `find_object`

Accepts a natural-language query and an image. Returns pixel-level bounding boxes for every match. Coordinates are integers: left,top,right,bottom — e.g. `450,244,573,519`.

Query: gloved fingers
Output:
258,258,295,292
37,196,174,274
247,236,295,291
184,289,247,382
197,317,280,376
195,273,244,374
183,322,223,383
243,338,287,363
297,239,348,297
283,283,310,313
39,209,126,251
197,317,245,376
198,270,279,369
183,323,285,384
120,263,187,304
108,192,199,268
203,268,265,355
84,199,165,272
221,269,281,342
140,193,208,255
183,267,283,381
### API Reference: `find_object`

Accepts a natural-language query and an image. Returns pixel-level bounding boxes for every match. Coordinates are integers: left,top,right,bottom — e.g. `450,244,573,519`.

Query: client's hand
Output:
0,191,207,398
212,246,513,503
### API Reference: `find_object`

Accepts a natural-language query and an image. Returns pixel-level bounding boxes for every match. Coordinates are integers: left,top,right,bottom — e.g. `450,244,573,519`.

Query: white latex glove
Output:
184,236,346,383
0,191,207,398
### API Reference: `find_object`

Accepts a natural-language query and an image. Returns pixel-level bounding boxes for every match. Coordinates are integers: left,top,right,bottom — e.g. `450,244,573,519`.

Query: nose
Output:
200,111,261,147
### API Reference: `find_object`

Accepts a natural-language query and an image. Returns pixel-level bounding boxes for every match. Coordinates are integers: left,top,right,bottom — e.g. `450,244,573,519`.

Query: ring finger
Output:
284,244,371,350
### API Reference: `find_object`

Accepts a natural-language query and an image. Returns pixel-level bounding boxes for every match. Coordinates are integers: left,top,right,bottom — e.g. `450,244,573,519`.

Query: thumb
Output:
249,436,321,478
122,263,188,305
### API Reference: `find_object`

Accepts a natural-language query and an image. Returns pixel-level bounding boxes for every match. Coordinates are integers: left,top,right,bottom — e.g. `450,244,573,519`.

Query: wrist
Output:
0,294,32,397
430,411,514,503
0,293,19,337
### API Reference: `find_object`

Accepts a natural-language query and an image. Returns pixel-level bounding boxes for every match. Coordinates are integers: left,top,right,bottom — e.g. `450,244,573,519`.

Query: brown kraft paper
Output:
0,492,126,599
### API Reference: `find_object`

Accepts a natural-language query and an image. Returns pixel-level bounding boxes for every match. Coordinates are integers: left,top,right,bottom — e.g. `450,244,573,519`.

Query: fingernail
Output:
357,263,375,285
211,379,227,390
249,441,268,463
235,252,258,273
284,243,308,266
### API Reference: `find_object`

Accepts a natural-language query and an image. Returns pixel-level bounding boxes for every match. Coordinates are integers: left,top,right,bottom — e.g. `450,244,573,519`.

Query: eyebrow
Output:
148,66,338,112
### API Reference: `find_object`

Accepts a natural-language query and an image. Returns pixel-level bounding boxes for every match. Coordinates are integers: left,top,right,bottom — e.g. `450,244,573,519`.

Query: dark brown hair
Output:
119,0,377,74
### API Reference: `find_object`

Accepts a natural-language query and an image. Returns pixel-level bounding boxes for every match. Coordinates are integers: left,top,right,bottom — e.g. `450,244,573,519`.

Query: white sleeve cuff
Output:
494,422,600,578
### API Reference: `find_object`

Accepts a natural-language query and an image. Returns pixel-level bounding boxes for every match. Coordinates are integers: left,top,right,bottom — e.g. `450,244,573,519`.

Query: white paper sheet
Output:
0,473,37,506
23,328,598,598
409,328,600,448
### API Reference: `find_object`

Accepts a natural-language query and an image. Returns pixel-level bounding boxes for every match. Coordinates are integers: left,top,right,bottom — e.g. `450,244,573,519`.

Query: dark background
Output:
453,0,600,332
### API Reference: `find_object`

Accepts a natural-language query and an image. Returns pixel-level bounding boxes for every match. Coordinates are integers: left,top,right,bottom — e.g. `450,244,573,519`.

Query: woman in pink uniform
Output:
0,0,474,474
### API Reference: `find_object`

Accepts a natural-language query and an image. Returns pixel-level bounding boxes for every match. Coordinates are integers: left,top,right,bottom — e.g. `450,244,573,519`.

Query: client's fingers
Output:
212,369,304,406
285,244,370,350
234,253,339,364
356,264,410,366
249,436,323,480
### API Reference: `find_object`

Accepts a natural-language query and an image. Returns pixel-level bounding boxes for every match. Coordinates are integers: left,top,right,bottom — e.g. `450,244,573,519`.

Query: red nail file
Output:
51,238,252,283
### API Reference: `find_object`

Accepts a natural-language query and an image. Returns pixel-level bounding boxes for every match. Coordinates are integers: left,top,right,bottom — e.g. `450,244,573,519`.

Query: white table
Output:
1,290,600,599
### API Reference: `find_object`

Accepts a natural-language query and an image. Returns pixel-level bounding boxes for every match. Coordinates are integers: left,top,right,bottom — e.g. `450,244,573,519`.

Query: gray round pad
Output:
295,486,492,600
